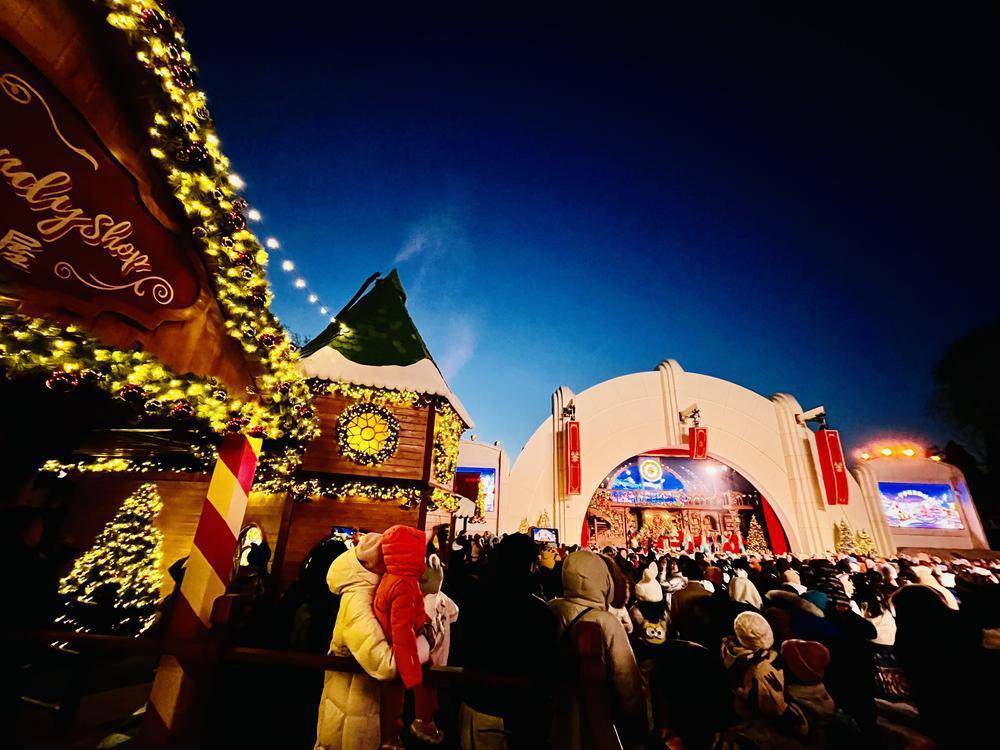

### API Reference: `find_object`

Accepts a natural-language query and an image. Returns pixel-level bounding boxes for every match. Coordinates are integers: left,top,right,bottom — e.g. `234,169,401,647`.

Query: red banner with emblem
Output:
815,428,849,504
689,426,708,459
564,420,581,495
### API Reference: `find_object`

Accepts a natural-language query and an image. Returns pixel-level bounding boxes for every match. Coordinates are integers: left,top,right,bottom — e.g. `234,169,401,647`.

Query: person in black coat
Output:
453,533,560,748
892,584,989,748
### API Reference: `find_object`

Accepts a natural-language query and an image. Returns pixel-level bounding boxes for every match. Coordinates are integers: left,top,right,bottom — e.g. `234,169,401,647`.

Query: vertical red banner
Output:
689,426,708,459
564,420,582,495
815,428,849,505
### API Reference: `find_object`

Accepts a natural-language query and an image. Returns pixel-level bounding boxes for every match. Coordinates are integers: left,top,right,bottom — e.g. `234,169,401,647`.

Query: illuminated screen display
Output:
456,467,497,512
594,455,760,508
878,481,964,529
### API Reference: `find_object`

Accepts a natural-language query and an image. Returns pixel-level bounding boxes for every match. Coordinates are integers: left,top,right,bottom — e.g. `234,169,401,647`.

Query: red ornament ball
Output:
45,370,79,393
117,384,146,405
169,401,194,419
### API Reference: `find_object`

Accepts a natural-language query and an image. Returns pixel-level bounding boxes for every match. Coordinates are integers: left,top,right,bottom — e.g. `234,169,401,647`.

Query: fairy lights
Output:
56,482,164,635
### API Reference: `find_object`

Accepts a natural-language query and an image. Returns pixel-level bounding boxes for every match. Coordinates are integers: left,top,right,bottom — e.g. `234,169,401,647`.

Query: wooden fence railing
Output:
16,595,622,749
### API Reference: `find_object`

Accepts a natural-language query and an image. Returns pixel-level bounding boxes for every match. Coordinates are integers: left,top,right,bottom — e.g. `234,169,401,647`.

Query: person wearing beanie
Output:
630,562,669,659
634,561,664,603
781,640,837,749
721,612,808,745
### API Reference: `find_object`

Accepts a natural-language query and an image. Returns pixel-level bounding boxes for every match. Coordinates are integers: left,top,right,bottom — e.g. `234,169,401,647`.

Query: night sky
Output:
174,2,996,456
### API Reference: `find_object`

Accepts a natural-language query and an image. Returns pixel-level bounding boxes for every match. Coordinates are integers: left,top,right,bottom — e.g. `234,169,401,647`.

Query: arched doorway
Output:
583,449,789,553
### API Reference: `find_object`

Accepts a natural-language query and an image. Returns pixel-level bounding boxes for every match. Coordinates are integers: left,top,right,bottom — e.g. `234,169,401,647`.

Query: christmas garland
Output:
432,405,464,485
92,1,316,442
0,313,276,435
312,379,467,486
288,476,466,513
335,401,400,466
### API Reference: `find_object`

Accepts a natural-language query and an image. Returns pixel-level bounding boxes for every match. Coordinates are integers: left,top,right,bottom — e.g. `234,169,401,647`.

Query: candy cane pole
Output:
142,433,262,747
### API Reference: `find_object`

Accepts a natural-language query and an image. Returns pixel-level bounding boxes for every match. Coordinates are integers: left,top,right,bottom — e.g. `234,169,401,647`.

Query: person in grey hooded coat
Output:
548,550,647,749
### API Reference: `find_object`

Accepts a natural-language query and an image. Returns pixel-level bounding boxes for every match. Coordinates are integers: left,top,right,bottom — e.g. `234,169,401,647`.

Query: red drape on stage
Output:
761,498,789,554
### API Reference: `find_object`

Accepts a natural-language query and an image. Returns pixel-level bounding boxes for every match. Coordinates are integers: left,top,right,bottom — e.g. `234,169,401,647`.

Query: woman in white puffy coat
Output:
314,534,431,750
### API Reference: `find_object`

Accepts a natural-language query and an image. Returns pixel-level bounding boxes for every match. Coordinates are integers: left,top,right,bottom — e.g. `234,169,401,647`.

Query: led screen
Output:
878,481,963,529
594,455,760,508
456,466,497,512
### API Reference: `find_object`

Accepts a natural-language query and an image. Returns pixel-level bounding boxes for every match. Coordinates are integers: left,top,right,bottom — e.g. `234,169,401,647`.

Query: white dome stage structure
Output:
502,360,895,555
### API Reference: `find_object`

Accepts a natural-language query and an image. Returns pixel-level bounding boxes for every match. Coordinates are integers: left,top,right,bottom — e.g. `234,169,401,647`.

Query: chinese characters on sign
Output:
564,419,582,495
815,428,849,505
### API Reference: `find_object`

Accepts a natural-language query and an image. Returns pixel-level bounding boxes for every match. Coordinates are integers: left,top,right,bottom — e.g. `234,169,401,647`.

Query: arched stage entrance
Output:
500,359,896,556
583,449,790,553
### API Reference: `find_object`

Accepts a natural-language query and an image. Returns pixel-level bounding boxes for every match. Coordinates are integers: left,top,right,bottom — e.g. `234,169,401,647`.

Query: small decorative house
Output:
274,270,474,581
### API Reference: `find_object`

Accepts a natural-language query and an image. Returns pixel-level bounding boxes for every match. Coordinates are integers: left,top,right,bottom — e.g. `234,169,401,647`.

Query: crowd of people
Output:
274,525,1000,750
8,503,999,749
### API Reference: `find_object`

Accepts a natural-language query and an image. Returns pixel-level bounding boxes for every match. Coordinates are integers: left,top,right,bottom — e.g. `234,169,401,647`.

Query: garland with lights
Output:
313,380,425,409
93,1,316,443
39,455,211,476
0,313,277,435
432,405,464,485
311,379,467,487
336,401,400,466
55,482,164,635
289,475,466,513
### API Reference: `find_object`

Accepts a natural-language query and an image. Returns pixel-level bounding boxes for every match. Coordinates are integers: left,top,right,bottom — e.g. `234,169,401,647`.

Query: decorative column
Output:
143,433,262,746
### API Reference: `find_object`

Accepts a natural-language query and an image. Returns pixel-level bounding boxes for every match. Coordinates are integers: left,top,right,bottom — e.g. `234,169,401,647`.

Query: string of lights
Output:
223,183,336,325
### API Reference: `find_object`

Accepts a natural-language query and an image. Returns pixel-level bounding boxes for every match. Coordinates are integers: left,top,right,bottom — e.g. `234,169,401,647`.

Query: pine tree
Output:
745,515,770,556
834,519,855,555
56,482,164,635
853,528,876,556
517,516,530,534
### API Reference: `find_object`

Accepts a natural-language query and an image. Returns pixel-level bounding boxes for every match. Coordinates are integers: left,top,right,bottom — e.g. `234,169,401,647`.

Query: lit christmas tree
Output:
853,528,876,556
744,515,770,556
56,483,164,635
834,519,855,555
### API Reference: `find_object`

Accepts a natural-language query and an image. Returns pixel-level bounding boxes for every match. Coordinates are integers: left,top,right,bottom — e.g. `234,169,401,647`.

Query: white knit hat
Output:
734,611,774,650
635,562,664,603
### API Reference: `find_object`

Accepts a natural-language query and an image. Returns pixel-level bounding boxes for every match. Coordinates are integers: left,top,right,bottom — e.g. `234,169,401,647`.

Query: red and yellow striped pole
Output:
143,432,262,747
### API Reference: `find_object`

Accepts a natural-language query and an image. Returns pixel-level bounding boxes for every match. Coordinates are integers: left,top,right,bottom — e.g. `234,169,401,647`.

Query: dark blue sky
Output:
175,2,996,455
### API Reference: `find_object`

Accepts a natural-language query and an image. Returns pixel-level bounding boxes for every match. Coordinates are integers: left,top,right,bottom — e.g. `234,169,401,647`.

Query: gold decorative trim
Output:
54,261,175,304
1,72,99,170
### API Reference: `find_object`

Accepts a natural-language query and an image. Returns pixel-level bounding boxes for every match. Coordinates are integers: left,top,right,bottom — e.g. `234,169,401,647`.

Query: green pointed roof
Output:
298,270,473,426
300,270,433,366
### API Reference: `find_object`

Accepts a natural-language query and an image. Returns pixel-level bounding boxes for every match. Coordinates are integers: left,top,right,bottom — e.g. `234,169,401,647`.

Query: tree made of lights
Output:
57,483,164,635
744,515,770,556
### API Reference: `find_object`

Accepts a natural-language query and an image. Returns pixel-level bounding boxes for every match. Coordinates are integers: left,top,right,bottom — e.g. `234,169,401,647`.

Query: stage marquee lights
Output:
857,441,937,462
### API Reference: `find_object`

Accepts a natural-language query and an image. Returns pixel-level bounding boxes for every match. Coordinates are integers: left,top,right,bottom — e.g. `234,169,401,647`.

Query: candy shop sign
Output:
0,41,198,327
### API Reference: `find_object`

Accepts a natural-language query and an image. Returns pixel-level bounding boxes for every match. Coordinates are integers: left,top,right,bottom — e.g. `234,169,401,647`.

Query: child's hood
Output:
381,525,427,578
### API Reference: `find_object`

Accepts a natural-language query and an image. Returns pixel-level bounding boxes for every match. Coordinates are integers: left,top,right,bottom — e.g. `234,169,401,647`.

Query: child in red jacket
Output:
374,525,442,747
